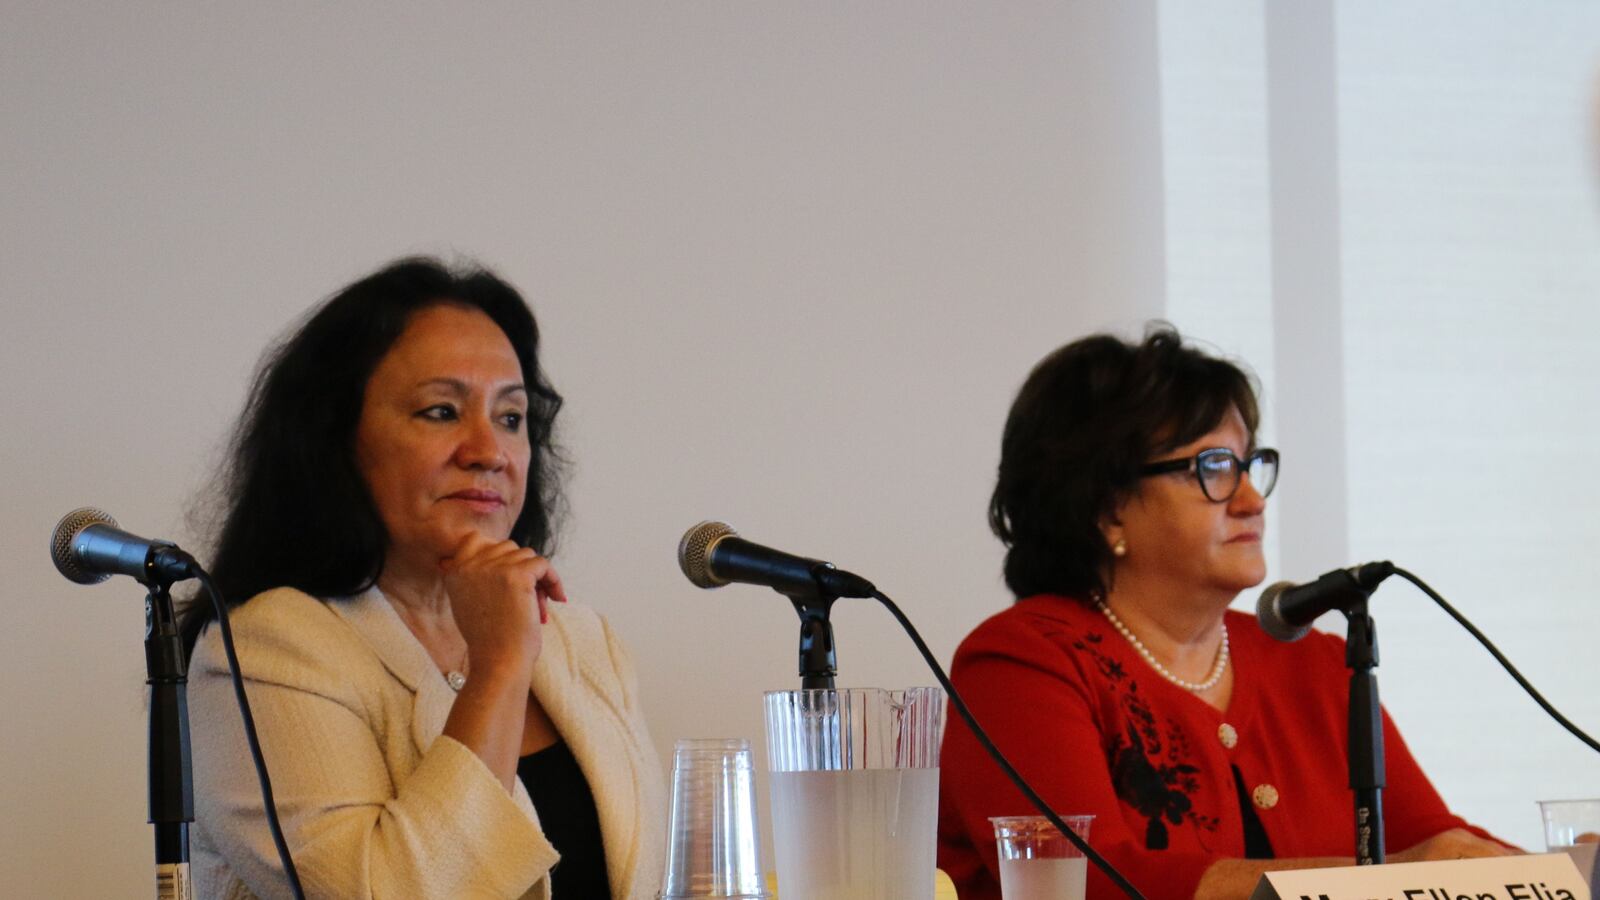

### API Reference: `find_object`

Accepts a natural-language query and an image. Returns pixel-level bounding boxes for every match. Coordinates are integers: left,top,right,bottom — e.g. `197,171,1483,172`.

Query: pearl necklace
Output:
1095,600,1229,693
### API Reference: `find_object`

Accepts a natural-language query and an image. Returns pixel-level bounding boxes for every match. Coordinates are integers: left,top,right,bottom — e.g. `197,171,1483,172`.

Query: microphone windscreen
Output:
1255,580,1313,643
51,507,118,585
678,521,735,589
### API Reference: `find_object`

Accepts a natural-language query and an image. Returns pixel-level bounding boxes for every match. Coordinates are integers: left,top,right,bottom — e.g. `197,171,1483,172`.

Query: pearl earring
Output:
1112,538,1127,558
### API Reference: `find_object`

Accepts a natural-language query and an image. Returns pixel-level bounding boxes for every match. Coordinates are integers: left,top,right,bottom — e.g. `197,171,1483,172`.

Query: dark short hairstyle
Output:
988,323,1259,602
180,257,564,652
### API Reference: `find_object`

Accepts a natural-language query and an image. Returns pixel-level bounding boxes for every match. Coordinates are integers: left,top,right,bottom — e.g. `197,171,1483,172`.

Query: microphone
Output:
677,521,875,599
1256,561,1396,642
50,507,200,586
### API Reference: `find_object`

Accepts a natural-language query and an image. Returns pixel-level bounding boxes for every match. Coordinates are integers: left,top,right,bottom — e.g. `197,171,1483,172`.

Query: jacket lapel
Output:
328,590,650,899
328,588,542,825
533,606,647,899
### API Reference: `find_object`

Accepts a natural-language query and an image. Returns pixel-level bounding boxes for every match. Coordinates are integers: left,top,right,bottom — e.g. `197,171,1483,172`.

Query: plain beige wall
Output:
1,3,1167,894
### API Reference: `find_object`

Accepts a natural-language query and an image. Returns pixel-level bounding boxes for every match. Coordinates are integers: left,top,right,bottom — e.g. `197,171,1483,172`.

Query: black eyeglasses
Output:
1139,447,1279,503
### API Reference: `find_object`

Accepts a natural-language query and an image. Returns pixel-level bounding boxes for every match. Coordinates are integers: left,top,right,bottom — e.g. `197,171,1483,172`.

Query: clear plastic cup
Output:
990,814,1094,900
1540,798,1600,849
657,738,770,899
763,687,945,900
1538,799,1600,891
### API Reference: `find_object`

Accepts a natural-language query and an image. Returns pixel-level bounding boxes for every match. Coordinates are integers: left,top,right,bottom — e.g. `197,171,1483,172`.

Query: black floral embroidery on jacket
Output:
1109,720,1198,848
1073,628,1217,849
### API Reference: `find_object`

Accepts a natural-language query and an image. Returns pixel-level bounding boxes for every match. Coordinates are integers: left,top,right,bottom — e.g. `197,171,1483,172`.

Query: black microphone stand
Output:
142,575,194,899
784,578,839,689
1344,595,1384,865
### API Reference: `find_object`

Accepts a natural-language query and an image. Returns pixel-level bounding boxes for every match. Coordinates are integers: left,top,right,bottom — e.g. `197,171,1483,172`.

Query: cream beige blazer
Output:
189,587,666,900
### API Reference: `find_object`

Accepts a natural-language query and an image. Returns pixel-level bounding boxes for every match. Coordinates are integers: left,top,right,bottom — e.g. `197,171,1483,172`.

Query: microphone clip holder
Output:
781,574,840,690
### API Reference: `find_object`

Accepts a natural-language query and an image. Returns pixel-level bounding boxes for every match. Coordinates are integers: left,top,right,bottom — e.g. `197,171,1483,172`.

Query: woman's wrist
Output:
463,649,536,691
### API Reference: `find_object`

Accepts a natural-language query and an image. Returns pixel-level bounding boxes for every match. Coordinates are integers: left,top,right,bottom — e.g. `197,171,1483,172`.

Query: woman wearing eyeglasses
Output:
935,326,1510,900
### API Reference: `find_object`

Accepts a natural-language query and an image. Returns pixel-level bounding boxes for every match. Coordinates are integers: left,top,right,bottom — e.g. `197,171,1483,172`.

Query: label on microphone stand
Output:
1249,853,1588,900
155,862,192,900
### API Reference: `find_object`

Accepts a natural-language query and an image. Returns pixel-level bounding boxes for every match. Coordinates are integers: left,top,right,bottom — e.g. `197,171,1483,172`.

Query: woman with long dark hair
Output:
184,258,663,899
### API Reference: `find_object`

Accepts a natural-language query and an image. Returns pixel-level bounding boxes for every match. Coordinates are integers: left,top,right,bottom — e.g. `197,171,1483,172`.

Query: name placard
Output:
1249,853,1588,900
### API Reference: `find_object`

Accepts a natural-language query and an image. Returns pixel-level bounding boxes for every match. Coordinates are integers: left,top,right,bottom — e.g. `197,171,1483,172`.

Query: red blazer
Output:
936,595,1487,900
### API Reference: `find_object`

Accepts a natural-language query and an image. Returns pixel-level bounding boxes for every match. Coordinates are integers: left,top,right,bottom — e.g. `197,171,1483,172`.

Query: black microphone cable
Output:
195,571,307,900
869,588,1149,900
1393,567,1600,755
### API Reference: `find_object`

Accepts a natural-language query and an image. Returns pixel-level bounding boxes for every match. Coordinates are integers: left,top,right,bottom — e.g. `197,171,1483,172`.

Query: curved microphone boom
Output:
50,507,200,586
677,521,875,598
1256,561,1396,642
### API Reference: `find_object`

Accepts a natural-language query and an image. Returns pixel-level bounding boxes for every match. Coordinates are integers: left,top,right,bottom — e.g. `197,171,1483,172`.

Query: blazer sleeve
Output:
189,594,557,900
940,617,1216,900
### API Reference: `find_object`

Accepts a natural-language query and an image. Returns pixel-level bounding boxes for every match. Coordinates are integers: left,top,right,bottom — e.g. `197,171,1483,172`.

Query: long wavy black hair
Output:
988,323,1259,603
180,257,564,653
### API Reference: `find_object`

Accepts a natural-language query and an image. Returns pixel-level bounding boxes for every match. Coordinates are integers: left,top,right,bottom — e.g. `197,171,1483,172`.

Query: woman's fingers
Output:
534,561,568,606
444,533,520,569
441,536,566,637
459,540,569,605
439,530,494,572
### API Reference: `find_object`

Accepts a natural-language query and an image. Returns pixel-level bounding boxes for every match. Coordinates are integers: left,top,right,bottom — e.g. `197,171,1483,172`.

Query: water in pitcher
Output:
999,856,1088,900
768,767,939,900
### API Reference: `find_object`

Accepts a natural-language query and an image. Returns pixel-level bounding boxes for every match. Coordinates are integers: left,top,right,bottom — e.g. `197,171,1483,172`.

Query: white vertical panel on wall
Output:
1157,0,1280,581
1266,0,1352,585
1158,0,1275,385
1337,2,1600,850
1162,0,1600,852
